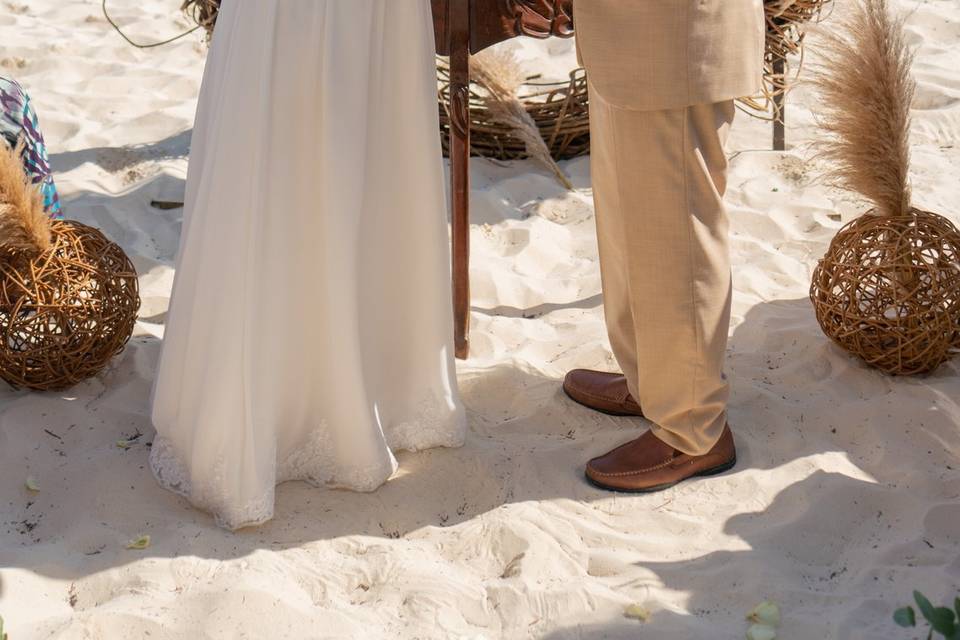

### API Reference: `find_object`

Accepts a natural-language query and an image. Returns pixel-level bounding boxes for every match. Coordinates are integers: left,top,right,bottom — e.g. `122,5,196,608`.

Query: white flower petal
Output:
747,600,781,627
746,623,778,640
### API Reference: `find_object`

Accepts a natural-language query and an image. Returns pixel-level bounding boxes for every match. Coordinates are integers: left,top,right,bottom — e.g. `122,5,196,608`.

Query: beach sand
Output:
1,1,958,638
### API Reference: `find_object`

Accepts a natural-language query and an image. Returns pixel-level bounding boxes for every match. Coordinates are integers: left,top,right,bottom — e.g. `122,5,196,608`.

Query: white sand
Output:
2,1,959,638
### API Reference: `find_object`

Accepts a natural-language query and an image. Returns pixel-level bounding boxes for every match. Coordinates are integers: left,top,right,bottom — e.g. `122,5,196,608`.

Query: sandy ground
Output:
1,1,959,638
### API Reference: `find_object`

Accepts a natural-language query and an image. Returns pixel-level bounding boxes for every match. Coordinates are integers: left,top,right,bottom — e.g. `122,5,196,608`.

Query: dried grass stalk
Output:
811,0,914,216
437,60,591,162
471,49,574,190
0,140,52,256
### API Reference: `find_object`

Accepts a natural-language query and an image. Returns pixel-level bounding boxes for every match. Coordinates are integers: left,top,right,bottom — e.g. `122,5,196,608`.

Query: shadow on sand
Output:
1,255,957,637
542,298,960,638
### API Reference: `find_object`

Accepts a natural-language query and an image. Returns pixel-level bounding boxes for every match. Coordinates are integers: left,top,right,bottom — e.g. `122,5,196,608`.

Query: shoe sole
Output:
584,455,738,494
563,385,644,418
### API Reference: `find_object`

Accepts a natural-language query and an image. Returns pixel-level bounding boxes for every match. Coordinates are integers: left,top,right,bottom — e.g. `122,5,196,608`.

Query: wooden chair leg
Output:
449,0,471,359
773,57,786,151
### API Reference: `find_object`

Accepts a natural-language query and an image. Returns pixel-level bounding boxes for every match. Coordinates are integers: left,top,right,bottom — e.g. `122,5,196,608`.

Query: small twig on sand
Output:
653,499,674,511
150,200,184,210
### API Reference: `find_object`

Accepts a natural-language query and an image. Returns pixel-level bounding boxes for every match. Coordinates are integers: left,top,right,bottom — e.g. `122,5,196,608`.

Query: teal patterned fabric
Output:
1,76,62,217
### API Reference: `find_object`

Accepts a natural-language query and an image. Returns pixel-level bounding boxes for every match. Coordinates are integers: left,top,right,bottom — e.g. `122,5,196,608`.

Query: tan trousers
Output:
589,85,735,456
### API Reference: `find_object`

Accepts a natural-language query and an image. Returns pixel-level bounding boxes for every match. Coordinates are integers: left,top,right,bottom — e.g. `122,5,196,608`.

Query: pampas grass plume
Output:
812,0,915,217
471,49,574,190
0,140,52,256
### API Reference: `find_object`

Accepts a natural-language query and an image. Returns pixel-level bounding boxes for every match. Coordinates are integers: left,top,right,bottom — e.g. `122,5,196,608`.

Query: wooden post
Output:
433,0,576,359
448,0,471,359
773,57,786,151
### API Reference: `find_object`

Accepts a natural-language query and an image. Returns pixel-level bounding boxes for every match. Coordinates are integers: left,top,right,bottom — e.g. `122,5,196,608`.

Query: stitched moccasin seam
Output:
588,456,688,478
570,387,641,410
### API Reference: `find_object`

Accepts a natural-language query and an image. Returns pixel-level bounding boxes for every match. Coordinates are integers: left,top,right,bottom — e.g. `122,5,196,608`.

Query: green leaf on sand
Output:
24,476,39,492
915,591,957,637
894,606,917,627
623,603,650,622
126,534,151,550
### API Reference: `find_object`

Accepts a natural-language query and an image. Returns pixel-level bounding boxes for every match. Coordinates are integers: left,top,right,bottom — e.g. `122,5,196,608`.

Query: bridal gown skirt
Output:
150,0,466,531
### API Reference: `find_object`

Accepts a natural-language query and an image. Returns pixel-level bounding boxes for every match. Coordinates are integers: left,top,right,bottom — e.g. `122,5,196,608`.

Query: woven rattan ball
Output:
810,209,960,375
0,220,140,390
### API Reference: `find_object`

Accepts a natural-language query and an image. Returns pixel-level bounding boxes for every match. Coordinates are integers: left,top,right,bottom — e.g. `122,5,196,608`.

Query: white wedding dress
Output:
150,0,466,531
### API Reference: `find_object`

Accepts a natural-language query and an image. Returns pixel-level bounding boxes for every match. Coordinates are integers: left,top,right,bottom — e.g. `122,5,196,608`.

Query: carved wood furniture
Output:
432,0,575,359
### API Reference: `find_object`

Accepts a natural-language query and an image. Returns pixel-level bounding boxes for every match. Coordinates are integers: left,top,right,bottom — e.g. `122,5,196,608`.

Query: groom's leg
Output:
591,90,735,457
589,84,640,387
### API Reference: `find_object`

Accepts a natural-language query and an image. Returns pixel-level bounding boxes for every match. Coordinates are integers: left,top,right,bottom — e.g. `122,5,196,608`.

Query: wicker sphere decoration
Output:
0,220,140,390
810,209,960,375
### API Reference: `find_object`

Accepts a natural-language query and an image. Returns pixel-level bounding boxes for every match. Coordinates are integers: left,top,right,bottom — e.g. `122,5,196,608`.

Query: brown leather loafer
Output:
585,425,737,493
563,369,644,417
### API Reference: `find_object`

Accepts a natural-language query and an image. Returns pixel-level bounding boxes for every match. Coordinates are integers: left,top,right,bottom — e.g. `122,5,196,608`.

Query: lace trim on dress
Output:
149,392,465,531
276,423,395,493
386,391,466,453
150,436,277,530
